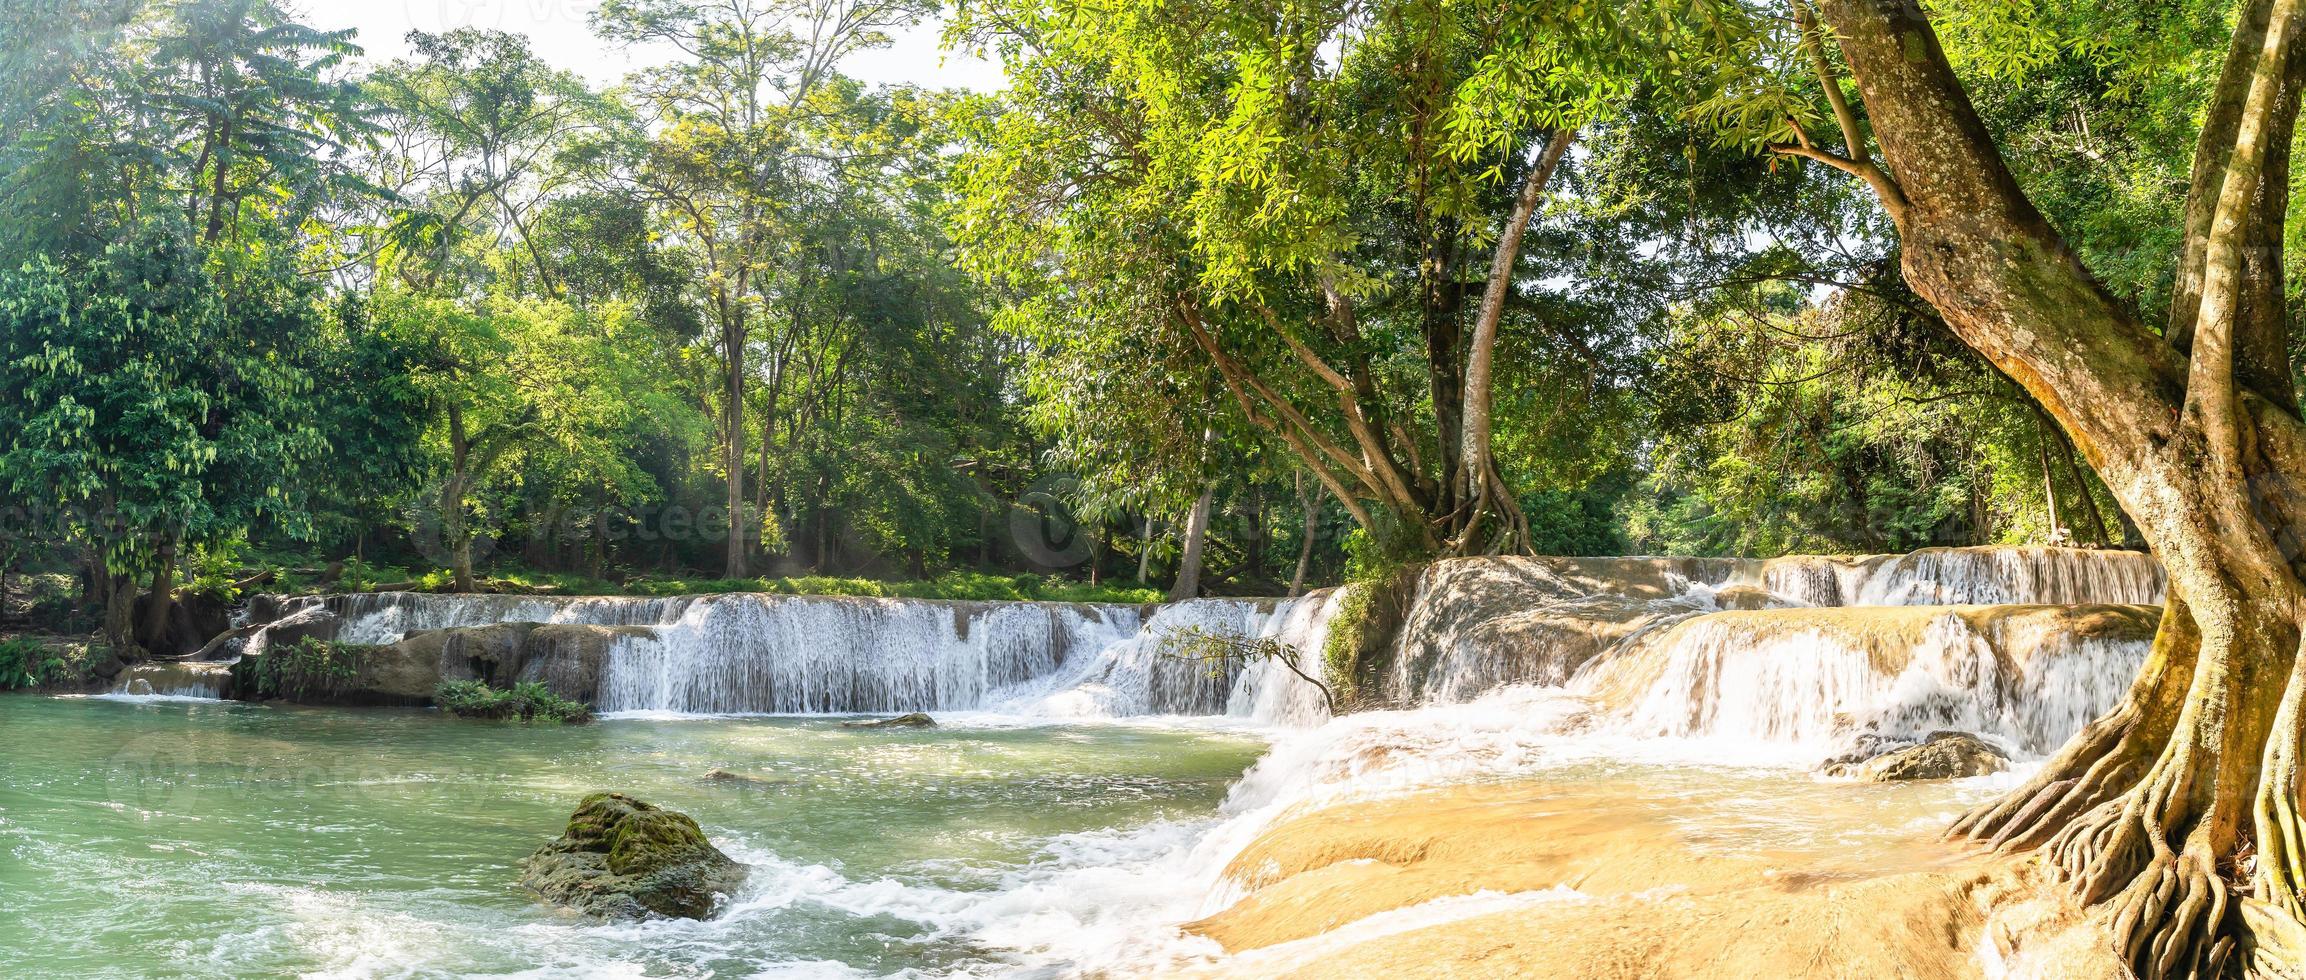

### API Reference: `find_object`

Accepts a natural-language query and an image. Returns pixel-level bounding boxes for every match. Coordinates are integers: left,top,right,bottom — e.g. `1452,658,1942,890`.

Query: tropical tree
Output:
0,239,325,652
594,0,935,577
951,0,1714,558
1674,0,2306,969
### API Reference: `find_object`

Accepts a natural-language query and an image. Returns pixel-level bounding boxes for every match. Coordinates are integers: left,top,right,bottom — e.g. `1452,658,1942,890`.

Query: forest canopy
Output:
0,0,2140,653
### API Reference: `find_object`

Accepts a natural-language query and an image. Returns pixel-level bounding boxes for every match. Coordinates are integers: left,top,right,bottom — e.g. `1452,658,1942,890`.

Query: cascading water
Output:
595,595,1137,715
225,545,2159,742
986,593,1343,726
1839,546,2165,606
1595,608,2152,754
259,589,1340,722
107,661,233,699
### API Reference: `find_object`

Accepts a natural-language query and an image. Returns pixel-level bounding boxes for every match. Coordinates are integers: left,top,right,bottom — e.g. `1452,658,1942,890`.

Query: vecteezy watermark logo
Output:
1011,474,1093,569
419,0,506,31
406,478,501,571
101,733,211,814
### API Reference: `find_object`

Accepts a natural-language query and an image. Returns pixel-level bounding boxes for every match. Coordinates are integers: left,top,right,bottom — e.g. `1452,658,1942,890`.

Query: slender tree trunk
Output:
102,571,135,658
1138,517,1155,584
2036,417,2067,543
724,310,748,578
2061,435,2116,545
139,534,176,653
1245,487,1266,577
1290,471,1318,597
446,402,477,593
1456,127,1575,554
1809,0,2306,971
204,112,234,245
1169,487,1214,602
591,488,609,578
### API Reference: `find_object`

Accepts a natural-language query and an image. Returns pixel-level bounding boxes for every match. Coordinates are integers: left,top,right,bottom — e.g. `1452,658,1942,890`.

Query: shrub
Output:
0,637,69,690
250,637,364,700
434,679,594,725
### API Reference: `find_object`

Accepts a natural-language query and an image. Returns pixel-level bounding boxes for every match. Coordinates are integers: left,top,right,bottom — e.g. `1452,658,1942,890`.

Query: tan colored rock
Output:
1834,732,2009,782
1383,556,1739,702
1184,778,2122,980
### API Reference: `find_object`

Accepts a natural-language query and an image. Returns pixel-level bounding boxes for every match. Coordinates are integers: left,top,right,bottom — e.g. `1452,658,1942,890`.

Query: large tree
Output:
594,0,933,577
1679,0,2306,970
952,0,1678,558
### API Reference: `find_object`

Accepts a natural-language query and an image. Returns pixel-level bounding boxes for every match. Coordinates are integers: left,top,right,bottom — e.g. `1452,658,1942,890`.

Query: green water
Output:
0,696,1269,978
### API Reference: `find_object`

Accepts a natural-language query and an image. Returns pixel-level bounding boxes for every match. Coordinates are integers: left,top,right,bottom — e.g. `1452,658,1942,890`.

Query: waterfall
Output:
260,588,1337,721
220,546,2161,744
302,592,700,644
595,595,1137,715
109,661,232,699
1840,547,2165,606
1392,548,2162,757
986,594,1339,725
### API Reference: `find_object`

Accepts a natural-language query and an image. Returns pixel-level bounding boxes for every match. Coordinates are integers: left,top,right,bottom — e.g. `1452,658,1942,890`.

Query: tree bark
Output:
139,534,176,653
2036,416,2067,544
724,311,748,578
1457,127,1575,554
1290,470,1318,597
1169,487,1214,602
1138,517,1155,583
1807,0,2306,971
445,401,476,593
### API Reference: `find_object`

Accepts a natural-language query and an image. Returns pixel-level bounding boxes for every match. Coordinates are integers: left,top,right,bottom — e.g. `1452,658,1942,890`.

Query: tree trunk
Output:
724,312,748,578
1245,486,1266,577
1290,470,1318,597
445,402,477,594
1810,0,2306,971
101,571,135,657
139,534,176,653
1138,517,1155,584
1169,487,1214,602
2036,417,2067,544
1456,127,1575,554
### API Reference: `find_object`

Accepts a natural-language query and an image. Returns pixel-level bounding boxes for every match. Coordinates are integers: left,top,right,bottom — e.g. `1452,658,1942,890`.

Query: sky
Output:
296,0,1008,91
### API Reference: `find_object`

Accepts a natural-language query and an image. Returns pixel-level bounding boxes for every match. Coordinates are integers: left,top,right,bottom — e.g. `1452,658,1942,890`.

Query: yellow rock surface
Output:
1185,779,2122,979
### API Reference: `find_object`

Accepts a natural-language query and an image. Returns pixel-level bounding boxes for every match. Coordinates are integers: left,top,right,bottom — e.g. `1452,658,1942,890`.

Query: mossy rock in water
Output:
519,792,747,920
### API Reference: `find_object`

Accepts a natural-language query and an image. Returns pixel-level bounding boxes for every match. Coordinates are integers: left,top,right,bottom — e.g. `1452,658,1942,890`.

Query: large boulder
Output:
423,622,540,689
515,624,648,704
519,793,747,920
1826,731,2010,782
229,620,648,707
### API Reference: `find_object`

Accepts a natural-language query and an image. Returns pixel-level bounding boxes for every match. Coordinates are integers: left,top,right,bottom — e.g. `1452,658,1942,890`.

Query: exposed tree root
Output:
2112,847,2234,978
1943,593,2306,978
1950,602,2199,852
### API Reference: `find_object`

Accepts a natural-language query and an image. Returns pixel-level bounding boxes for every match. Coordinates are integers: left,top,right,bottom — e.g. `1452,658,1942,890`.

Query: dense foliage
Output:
0,0,2154,657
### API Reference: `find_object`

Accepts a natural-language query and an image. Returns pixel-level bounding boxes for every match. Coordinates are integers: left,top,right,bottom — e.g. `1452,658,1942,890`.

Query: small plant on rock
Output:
434,679,594,725
251,637,364,700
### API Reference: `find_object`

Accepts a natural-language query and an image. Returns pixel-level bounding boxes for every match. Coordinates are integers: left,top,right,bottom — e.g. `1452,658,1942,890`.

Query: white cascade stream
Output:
175,546,2159,750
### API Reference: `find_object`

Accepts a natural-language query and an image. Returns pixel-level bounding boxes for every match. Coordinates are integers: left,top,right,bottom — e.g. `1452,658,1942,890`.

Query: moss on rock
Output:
519,792,747,920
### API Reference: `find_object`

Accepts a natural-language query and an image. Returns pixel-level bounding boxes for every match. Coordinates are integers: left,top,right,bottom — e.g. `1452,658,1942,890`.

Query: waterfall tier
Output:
240,590,1338,724
206,546,2162,750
